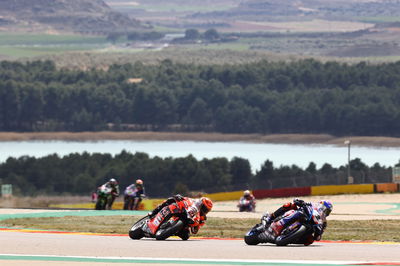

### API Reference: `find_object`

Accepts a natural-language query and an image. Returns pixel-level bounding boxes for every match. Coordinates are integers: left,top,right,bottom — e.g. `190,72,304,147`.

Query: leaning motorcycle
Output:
237,198,256,212
129,200,194,240
244,203,322,246
123,187,144,210
95,185,112,210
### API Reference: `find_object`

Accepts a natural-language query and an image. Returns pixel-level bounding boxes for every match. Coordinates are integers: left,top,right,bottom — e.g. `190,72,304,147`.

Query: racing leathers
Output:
237,194,256,212
100,181,120,209
146,194,207,240
124,183,145,210
261,199,327,244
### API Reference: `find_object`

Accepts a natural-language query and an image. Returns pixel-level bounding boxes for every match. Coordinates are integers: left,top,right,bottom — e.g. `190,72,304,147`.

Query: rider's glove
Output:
148,210,157,217
314,224,323,240
173,194,184,201
261,213,273,226
184,209,195,224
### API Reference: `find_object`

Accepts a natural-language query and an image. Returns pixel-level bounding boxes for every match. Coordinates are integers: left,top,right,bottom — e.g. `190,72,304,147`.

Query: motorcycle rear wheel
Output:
275,225,307,246
155,220,184,240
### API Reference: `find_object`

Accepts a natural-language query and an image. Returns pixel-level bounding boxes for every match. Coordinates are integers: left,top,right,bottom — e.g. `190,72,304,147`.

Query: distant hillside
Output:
0,0,147,34
190,0,400,21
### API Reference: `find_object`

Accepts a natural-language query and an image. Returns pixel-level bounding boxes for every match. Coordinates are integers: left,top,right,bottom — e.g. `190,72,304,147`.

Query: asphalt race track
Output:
0,230,399,266
1,194,400,265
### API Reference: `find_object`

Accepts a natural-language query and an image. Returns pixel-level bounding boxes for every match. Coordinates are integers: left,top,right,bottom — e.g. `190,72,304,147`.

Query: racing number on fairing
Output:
187,206,197,218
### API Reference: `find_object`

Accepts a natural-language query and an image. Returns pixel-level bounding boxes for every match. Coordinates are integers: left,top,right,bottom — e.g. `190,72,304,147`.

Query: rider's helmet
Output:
318,200,333,217
243,190,251,198
109,178,118,186
200,197,213,215
135,179,143,185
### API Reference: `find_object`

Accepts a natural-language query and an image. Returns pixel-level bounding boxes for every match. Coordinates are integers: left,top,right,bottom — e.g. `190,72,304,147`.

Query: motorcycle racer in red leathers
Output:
144,194,213,240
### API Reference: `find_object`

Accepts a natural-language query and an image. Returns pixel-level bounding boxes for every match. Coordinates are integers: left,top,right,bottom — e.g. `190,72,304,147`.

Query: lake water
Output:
0,140,399,171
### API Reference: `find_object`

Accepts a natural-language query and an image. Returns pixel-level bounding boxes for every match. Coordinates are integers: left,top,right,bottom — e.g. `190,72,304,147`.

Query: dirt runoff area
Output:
1,193,399,221
208,193,400,220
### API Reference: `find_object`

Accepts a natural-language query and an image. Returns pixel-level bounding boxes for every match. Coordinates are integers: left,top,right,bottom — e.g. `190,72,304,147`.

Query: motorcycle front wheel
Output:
244,234,260,245
95,198,106,210
244,224,264,245
129,216,149,240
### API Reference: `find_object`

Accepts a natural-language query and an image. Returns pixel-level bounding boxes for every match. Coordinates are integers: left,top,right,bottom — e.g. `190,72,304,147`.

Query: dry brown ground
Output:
0,195,91,208
1,193,399,221
1,132,400,148
210,193,400,220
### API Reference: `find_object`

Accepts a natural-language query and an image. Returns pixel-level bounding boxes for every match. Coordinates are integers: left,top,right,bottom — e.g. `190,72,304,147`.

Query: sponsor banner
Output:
311,184,374,195
204,191,244,201
253,187,311,199
375,183,399,193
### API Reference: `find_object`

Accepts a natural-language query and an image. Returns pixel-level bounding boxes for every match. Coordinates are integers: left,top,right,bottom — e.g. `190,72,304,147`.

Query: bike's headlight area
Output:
246,230,256,236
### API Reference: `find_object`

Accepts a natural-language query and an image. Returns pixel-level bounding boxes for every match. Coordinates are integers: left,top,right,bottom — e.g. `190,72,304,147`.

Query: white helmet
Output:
318,200,333,217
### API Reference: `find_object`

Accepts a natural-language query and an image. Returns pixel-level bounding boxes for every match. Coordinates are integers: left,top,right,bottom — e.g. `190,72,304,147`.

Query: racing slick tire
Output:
155,220,184,240
275,225,307,246
129,216,148,240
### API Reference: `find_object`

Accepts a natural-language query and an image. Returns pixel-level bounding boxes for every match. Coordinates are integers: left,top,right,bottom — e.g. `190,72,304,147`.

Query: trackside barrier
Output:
253,187,311,199
204,190,245,202
208,182,398,201
50,183,399,208
375,183,399,193
311,184,374,195
113,199,164,210
50,199,164,210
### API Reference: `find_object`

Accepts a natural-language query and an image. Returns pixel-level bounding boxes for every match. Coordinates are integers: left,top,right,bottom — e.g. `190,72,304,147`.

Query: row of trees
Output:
106,28,224,43
1,59,400,135
0,151,395,196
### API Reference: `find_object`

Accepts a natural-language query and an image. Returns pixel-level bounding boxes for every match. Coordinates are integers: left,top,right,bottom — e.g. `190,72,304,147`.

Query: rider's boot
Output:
261,212,273,227
258,227,276,243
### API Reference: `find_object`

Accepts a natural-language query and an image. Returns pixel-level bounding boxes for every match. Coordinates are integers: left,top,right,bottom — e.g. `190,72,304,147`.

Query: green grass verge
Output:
1,216,399,242
189,42,250,51
0,33,108,58
0,45,100,58
0,33,106,46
